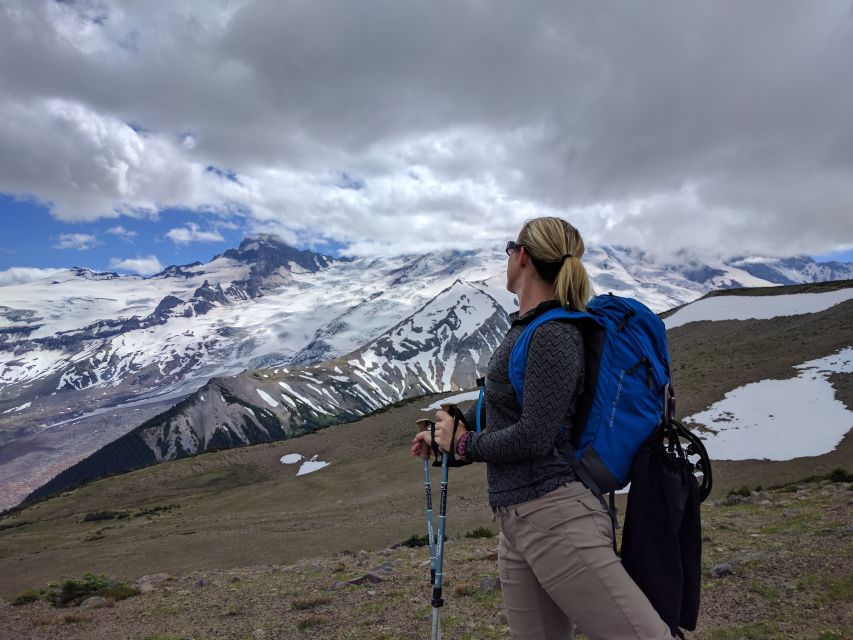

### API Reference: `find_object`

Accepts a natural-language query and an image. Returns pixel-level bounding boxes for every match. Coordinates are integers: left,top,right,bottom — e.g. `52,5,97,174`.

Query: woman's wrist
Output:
456,430,471,461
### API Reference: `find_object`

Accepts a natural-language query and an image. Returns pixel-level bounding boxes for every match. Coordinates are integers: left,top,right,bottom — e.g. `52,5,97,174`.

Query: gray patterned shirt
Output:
463,300,583,509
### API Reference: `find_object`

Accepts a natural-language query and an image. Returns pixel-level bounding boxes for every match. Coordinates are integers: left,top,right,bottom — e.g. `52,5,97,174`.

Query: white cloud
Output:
109,255,164,276
0,267,66,287
166,222,225,245
1,2,852,260
53,233,99,250
106,225,137,239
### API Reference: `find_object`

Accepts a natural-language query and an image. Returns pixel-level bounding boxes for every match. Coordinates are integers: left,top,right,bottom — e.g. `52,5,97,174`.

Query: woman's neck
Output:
517,285,556,316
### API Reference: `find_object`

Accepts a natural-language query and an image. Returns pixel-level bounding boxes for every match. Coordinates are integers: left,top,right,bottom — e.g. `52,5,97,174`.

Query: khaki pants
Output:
496,482,673,640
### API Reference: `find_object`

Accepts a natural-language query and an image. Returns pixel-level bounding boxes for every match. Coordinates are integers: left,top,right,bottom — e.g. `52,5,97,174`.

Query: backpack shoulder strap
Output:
507,308,590,405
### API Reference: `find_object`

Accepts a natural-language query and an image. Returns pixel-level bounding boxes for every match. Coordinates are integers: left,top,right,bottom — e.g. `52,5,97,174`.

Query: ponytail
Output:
517,217,593,311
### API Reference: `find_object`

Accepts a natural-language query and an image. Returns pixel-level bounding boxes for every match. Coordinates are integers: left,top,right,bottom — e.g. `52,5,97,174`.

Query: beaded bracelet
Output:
456,430,471,462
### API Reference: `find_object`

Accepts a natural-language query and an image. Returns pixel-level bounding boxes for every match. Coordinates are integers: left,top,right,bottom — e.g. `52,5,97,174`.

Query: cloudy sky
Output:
1,0,852,282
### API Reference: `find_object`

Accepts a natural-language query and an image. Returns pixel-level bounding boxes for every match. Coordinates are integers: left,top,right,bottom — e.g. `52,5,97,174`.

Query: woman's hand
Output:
433,408,469,453
411,420,433,459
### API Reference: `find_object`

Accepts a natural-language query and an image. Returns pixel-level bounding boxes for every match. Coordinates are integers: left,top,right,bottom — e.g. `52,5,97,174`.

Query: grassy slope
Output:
0,283,850,637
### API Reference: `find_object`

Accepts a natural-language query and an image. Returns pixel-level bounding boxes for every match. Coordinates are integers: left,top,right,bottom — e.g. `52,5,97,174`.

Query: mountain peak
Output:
220,235,335,276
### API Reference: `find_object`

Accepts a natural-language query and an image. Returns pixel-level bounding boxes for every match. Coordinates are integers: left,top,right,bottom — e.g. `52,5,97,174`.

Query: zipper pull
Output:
645,357,653,389
616,309,634,332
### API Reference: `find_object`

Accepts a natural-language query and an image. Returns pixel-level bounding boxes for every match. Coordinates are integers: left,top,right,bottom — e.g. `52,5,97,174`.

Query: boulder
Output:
79,596,108,608
709,563,735,578
479,575,502,593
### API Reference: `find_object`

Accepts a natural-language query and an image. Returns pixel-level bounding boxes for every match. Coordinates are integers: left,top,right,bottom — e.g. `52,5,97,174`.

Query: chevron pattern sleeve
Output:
467,322,583,464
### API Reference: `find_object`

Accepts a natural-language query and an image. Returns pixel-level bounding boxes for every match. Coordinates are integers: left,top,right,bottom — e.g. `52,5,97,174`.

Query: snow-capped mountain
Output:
2,235,851,509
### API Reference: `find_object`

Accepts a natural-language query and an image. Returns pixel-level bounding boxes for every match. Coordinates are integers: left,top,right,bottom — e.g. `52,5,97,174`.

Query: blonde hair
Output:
517,217,593,311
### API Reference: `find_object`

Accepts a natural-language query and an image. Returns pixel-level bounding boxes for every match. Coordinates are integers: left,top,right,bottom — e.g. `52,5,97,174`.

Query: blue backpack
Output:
476,293,674,495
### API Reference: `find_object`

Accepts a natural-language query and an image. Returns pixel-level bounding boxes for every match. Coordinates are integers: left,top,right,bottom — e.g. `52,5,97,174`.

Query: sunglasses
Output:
505,240,523,256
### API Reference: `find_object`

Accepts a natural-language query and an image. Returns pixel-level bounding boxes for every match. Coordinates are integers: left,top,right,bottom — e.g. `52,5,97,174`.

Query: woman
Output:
411,217,673,640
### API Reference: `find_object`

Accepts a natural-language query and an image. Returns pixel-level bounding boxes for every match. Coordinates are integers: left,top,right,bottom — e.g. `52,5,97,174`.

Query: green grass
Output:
748,579,780,600
464,526,495,539
296,614,328,630
818,575,853,604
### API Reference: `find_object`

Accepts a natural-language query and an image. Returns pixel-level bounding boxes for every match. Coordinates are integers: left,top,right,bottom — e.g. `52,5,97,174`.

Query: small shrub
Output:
453,582,477,596
828,468,853,483
47,573,109,607
401,534,429,548
62,613,91,624
464,526,495,539
44,573,138,607
12,589,43,606
82,511,129,523
103,583,140,602
134,504,179,518
292,594,332,610
296,614,328,630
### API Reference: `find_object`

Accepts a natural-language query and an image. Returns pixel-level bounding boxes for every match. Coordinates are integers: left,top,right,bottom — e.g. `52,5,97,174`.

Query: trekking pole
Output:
429,403,466,640
432,449,449,640
416,419,438,589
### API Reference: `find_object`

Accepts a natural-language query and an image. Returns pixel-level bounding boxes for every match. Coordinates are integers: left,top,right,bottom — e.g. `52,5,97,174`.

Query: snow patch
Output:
297,454,331,476
684,348,853,461
2,401,32,414
256,388,279,408
422,391,481,411
665,288,853,329
280,453,303,464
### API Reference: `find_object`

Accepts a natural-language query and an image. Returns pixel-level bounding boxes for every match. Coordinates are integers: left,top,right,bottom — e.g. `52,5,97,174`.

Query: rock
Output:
709,563,735,578
80,596,108,608
701,535,713,543
480,575,502,592
758,500,771,506
190,579,210,590
783,509,802,518
334,573,385,588
724,494,744,506
367,590,376,596
491,612,508,625
136,573,171,593
230,576,241,583
371,561,396,575
253,629,266,639
747,491,772,505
